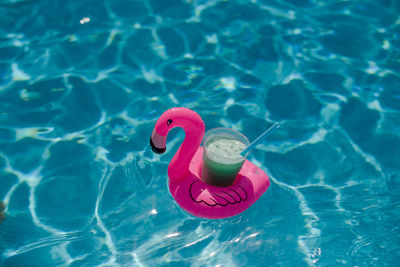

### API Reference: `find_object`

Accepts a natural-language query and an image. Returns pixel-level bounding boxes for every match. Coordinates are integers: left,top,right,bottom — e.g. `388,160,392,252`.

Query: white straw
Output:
240,122,281,156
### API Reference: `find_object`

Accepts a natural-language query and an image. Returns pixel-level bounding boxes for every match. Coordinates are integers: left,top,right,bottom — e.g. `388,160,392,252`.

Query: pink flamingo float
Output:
150,107,270,219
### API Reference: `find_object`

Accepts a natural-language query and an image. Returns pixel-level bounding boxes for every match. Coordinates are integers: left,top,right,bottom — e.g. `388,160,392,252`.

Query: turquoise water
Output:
1,0,400,265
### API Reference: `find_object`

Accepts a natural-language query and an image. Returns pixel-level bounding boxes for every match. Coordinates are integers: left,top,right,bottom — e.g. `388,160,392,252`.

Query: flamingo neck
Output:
153,107,205,183
168,129,203,183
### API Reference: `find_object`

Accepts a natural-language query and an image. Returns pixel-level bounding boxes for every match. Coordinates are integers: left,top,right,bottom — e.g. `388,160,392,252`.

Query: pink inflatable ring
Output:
150,107,270,219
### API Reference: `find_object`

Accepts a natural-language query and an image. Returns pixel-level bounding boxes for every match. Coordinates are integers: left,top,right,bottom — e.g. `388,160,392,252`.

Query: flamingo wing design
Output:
189,180,247,207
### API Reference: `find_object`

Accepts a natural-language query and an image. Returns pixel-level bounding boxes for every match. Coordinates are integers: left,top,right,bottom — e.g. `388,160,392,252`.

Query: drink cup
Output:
201,128,249,187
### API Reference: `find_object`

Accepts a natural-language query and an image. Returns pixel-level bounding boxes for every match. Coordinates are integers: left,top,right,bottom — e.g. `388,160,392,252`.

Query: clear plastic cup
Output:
201,128,249,187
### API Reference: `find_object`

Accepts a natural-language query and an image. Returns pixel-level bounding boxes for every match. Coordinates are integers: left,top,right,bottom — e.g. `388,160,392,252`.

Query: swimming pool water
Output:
1,0,400,266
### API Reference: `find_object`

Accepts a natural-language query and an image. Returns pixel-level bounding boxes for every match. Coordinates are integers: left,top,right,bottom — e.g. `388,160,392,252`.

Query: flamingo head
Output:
150,107,205,154
150,118,171,154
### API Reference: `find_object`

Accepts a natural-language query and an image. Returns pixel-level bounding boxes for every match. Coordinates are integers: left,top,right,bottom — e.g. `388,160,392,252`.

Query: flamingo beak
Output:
150,130,166,154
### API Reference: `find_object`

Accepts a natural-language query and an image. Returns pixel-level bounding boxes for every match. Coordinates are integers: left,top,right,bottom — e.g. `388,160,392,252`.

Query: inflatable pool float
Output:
150,107,270,219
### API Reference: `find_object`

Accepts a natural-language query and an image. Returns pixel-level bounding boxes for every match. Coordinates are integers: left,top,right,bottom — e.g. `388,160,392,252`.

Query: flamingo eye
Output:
167,119,173,126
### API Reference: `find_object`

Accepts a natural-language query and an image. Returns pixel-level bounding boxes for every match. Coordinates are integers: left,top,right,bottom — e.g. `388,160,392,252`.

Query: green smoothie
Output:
202,138,247,186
